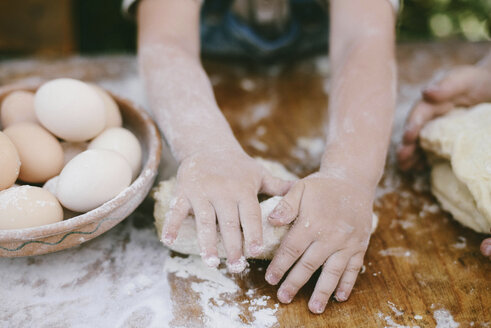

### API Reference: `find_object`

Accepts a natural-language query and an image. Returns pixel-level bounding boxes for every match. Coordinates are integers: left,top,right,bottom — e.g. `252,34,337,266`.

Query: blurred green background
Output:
76,0,491,53
0,0,489,56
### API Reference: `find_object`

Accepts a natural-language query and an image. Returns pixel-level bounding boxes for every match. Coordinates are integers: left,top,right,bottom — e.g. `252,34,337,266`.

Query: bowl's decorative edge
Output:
0,216,119,252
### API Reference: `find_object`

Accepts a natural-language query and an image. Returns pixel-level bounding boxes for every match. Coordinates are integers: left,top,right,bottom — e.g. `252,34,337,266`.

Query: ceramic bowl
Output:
0,81,161,257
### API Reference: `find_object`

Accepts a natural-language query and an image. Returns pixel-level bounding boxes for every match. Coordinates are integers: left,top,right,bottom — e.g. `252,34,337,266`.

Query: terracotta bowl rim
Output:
0,81,162,242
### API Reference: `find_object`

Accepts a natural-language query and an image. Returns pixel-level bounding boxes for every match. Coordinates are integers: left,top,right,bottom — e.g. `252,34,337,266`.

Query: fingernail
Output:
278,288,292,303
202,255,220,268
161,233,175,246
310,300,325,314
269,204,286,221
335,291,347,302
485,244,491,256
226,256,247,273
265,271,280,285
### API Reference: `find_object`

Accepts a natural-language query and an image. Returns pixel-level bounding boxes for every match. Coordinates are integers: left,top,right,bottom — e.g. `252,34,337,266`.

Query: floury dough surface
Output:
153,158,379,260
421,103,491,234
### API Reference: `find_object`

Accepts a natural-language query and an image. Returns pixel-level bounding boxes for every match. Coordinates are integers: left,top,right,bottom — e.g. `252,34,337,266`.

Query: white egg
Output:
90,84,122,129
88,127,142,179
43,175,59,196
34,78,106,142
0,185,63,229
57,149,132,212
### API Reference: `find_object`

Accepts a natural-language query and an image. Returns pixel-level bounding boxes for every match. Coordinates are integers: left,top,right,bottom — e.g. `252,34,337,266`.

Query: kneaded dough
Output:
153,158,379,259
421,103,491,234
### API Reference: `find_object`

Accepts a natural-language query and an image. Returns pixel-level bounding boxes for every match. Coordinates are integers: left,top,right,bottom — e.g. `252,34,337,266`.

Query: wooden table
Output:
0,42,489,327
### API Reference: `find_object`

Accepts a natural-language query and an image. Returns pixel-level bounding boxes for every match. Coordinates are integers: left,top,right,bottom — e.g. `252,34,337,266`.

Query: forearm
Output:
137,0,241,161
322,0,396,188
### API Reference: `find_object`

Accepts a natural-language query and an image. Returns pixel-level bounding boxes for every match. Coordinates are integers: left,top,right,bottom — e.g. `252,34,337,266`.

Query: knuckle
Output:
315,288,334,300
222,218,240,230
300,258,319,272
344,264,361,274
282,243,302,259
323,265,344,278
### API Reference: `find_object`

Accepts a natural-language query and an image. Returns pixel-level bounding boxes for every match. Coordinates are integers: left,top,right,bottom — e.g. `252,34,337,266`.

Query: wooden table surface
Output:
0,42,489,327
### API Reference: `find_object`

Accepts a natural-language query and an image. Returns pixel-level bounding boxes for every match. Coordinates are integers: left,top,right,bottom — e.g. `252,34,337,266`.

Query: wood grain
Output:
0,42,489,327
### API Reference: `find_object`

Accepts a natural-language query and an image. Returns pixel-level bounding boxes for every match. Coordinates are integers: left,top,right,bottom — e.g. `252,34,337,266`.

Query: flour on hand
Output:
153,158,379,259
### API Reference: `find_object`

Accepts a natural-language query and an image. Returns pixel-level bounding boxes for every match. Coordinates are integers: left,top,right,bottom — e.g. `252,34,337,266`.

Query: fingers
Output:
276,242,330,304
265,221,312,286
399,101,452,171
308,251,350,314
239,197,263,257
268,181,304,226
161,194,191,245
192,199,220,268
334,252,365,302
214,200,247,273
261,171,294,196
480,237,491,259
423,67,474,103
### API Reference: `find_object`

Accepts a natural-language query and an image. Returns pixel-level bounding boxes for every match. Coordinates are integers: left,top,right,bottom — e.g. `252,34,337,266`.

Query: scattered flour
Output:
433,308,460,328
452,236,467,249
379,247,414,258
164,256,279,328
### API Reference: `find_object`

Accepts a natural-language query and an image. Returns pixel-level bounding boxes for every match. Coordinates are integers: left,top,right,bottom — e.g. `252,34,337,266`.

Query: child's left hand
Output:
264,172,374,314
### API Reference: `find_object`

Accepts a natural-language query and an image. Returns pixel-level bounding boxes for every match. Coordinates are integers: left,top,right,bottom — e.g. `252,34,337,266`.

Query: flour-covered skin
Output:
398,51,491,172
266,0,396,314
397,51,491,260
137,0,291,273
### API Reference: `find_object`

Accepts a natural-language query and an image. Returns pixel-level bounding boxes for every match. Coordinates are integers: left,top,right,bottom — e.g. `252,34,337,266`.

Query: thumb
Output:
260,171,294,196
268,181,304,226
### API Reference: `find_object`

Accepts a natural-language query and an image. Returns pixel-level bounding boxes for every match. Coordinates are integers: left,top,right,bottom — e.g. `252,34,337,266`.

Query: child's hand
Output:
265,172,374,314
161,147,292,273
398,65,491,171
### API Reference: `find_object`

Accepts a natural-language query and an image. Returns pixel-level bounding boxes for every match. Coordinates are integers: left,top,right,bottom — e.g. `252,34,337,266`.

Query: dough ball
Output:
88,127,142,179
152,158,378,259
61,141,88,166
421,103,491,234
34,78,106,142
0,185,63,230
0,131,21,191
4,123,64,183
90,84,122,129
57,149,132,212
0,90,38,128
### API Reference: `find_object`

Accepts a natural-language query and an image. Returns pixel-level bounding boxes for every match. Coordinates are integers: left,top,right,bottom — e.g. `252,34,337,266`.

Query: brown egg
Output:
0,131,21,190
0,185,63,229
0,90,38,128
4,123,64,183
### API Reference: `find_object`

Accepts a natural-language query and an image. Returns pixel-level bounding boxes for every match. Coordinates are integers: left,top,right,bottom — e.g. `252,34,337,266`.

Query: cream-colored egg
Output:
0,185,63,229
4,123,64,183
0,132,21,191
43,175,59,196
88,127,142,179
0,91,38,128
90,84,122,129
34,78,106,142
61,141,87,166
57,149,132,212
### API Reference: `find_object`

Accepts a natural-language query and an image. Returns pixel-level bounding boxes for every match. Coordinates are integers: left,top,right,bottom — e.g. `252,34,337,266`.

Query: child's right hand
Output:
160,147,292,272
398,65,491,171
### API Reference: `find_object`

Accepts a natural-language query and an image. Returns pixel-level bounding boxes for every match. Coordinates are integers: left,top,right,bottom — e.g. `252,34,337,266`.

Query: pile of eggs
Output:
0,78,142,230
